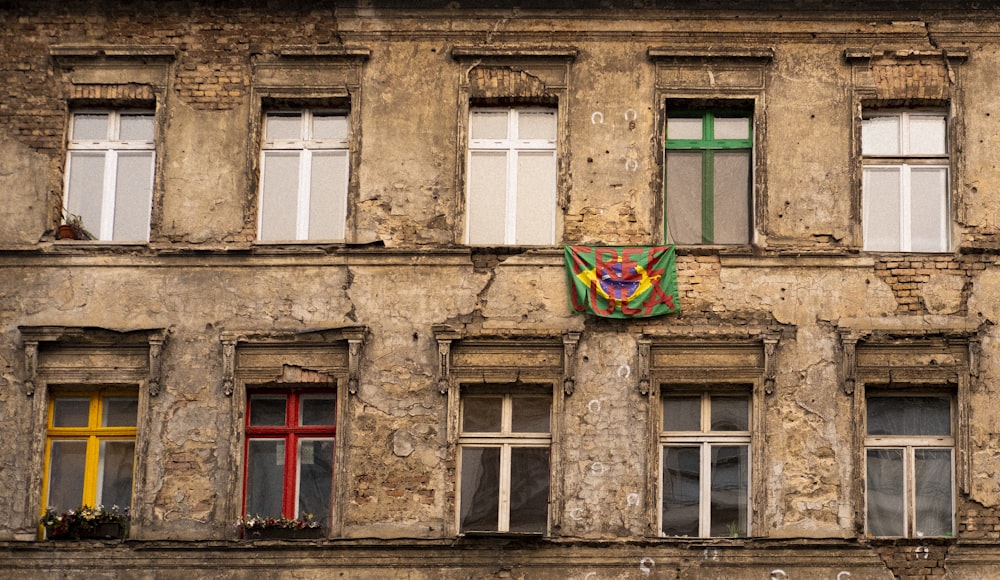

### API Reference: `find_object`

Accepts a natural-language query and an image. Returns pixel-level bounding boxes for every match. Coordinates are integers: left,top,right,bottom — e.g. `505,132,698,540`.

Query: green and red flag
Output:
565,246,680,318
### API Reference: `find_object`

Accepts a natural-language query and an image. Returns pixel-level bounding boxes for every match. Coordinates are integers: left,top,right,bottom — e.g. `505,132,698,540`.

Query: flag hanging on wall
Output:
565,246,681,318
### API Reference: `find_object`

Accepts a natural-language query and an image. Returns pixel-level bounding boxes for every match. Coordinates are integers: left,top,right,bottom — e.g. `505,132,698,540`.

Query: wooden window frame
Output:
861,109,951,253
42,388,139,513
257,109,351,242
659,388,752,538
465,106,558,246
243,388,337,526
664,108,753,245
457,387,553,534
863,390,956,538
64,109,156,242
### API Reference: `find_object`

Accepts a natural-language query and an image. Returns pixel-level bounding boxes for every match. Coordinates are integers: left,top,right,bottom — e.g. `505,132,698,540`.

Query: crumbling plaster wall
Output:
2,7,1000,571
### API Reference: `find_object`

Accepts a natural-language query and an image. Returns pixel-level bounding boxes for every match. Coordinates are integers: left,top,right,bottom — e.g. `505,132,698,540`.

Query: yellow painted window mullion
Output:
82,435,100,505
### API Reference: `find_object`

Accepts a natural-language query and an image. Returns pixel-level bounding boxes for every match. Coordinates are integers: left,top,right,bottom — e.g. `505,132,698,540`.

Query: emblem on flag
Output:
565,246,681,318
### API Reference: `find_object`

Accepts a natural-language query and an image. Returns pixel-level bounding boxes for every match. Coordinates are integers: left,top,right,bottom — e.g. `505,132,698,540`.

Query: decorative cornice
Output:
647,46,774,61
450,46,579,60
50,44,178,60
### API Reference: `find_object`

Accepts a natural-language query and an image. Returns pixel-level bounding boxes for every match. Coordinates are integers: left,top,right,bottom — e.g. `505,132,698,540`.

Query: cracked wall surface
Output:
3,2,1000,578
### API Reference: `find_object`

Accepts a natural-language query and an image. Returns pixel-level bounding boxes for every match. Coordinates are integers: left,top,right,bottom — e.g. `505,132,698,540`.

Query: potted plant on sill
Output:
238,514,324,540
40,504,129,540
57,211,95,240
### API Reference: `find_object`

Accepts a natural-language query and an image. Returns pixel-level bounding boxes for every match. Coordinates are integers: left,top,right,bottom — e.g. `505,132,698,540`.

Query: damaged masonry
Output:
4,1,1000,578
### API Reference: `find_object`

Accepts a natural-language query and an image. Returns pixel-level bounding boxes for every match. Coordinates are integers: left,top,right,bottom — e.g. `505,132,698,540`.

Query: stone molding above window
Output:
220,326,366,396
18,326,167,397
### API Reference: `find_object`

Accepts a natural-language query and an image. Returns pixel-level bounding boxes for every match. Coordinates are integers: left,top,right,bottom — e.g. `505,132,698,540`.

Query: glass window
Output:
458,389,551,533
43,390,138,513
660,391,751,537
244,390,336,528
258,110,350,241
862,111,950,252
665,110,752,245
865,393,954,537
467,108,557,245
64,110,155,241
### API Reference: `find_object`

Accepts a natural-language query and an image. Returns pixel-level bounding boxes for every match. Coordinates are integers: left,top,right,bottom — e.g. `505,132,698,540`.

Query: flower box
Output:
46,521,127,540
243,526,325,540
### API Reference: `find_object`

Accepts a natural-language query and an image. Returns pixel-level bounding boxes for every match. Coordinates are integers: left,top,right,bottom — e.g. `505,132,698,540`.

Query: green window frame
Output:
664,110,752,245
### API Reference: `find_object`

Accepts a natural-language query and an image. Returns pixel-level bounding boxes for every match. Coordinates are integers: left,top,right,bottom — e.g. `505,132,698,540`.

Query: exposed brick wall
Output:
872,540,950,580
959,501,1000,540
873,256,982,314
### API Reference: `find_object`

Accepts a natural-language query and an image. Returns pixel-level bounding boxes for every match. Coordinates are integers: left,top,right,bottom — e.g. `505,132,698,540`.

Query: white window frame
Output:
659,390,752,538
862,110,950,252
457,389,552,534
64,110,155,241
258,109,350,241
864,393,955,538
465,107,557,245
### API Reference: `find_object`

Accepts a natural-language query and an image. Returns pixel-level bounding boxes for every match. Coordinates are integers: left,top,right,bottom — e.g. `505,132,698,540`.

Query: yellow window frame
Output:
41,389,138,512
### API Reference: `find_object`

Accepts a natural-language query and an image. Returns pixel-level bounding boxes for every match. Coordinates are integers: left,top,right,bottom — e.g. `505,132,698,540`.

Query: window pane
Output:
908,115,947,155
867,396,951,436
508,447,550,533
249,396,287,426
863,167,902,251
312,114,349,140
662,446,700,536
462,397,502,433
713,151,751,244
102,397,138,427
713,116,750,141
867,448,905,536
467,151,508,244
710,396,749,432
915,449,953,537
300,395,336,427
710,445,748,537
514,151,556,245
470,111,508,140
308,150,349,240
97,440,135,509
297,438,334,525
259,151,301,241
118,114,154,141
246,439,285,517
663,395,701,432
517,111,556,141
460,446,500,532
52,398,91,428
113,151,154,241
862,116,901,155
511,396,550,433
66,151,106,237
667,117,702,140
72,114,109,140
47,440,87,510
665,152,703,244
910,166,948,253
266,113,303,140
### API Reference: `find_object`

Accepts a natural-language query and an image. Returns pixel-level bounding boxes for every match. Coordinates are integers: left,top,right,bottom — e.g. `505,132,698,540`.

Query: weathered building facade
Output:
3,1,1000,578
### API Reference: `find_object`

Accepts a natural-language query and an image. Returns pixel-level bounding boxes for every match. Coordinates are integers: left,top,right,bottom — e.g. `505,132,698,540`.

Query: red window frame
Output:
242,389,336,520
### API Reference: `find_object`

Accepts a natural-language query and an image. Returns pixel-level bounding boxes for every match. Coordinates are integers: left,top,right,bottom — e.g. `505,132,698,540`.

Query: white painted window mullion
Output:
900,165,912,252
505,111,519,244
499,444,512,532
700,441,711,538
101,150,118,240
297,150,312,240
